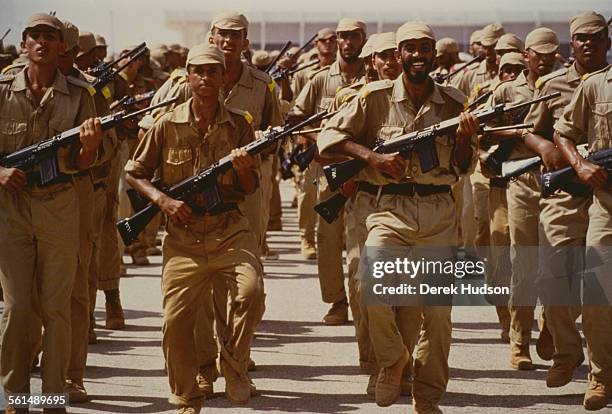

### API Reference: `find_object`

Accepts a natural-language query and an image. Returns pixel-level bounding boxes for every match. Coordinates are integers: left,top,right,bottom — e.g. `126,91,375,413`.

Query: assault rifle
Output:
110,90,155,111
89,42,146,77
265,41,292,74
116,110,331,245
540,147,612,197
501,143,589,180
272,59,320,82
433,54,484,84
0,98,177,186
322,92,560,192
90,44,148,94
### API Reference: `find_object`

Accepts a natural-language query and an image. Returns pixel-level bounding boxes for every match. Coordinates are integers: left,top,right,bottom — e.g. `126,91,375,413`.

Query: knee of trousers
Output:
232,265,264,309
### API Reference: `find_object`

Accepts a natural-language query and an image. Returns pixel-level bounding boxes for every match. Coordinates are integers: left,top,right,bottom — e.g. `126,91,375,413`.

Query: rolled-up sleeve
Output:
317,93,368,155
124,117,165,179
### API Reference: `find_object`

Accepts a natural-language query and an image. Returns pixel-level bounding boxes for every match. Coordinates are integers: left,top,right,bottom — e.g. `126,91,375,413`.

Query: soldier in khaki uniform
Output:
554,62,612,411
125,44,264,413
291,18,366,325
523,12,610,387
319,21,479,412
0,13,102,413
430,37,460,84
292,27,337,259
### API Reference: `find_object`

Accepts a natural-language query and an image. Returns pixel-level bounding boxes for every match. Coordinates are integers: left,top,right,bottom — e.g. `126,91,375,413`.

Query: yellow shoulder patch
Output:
101,86,112,99
535,67,568,90
227,106,253,124
67,75,97,95
582,64,610,81
267,80,276,92
359,79,393,99
244,111,253,124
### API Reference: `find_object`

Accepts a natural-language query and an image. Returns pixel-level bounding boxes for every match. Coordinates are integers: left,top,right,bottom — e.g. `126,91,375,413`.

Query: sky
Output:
2,0,610,53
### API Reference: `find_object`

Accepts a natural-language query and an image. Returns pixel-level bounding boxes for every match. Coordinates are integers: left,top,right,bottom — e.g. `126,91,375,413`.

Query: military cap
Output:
480,23,505,47
187,43,225,68
269,50,280,60
61,20,79,51
316,27,336,40
77,32,96,57
436,37,459,57
525,27,559,54
211,11,249,31
168,43,182,54
495,33,524,52
359,33,379,58
396,21,435,46
570,11,607,36
252,50,271,66
95,34,107,47
23,13,64,39
336,18,367,34
499,52,525,72
372,32,397,54
470,29,483,44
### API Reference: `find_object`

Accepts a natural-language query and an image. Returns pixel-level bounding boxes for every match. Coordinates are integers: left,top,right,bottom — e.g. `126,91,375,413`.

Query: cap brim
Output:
187,57,224,66
529,44,558,54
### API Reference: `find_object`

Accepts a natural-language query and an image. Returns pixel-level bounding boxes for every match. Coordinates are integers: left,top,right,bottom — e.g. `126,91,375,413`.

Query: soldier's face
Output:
337,30,366,62
58,46,78,72
571,30,610,70
363,55,378,82
470,42,483,57
399,38,435,84
188,63,223,99
526,48,556,77
374,48,401,80
316,36,337,56
23,26,65,65
211,28,248,62
483,44,497,64
499,64,524,82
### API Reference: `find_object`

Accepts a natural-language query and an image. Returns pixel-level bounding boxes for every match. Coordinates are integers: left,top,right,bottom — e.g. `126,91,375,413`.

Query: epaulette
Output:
227,107,253,124
308,65,331,80
67,75,98,97
1,62,26,75
359,79,393,99
170,67,187,80
0,73,15,82
535,68,568,90
581,64,611,81
491,78,512,92
439,84,467,106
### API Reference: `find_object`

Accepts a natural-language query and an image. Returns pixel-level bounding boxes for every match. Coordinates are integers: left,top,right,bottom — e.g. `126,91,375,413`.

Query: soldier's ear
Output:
242,38,250,52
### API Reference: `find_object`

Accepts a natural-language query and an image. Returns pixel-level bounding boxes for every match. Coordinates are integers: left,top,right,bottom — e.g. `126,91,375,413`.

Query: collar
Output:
568,62,583,83
11,66,70,95
476,59,489,75
235,61,254,90
391,74,445,105
169,97,234,127
514,70,529,87
329,60,342,76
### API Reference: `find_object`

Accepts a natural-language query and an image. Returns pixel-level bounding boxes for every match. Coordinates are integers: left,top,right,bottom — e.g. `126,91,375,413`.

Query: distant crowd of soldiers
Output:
0,8,610,414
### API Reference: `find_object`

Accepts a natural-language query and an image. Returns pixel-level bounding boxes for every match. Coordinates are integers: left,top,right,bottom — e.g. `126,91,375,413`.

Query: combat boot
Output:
510,343,533,370
301,239,316,260
5,407,29,414
176,406,200,414
65,379,88,403
322,298,348,325
583,378,611,411
366,374,376,400
546,362,576,388
413,400,443,413
220,360,250,404
375,347,410,407
196,364,218,398
105,289,125,330
536,323,554,361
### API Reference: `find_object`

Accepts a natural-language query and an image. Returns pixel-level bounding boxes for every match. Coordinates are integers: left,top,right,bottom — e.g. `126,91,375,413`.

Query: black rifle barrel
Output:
1,29,10,41
443,54,484,82
265,41,292,73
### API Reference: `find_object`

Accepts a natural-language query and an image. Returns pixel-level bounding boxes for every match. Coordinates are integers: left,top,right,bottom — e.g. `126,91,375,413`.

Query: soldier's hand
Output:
540,146,568,171
79,117,103,153
230,148,254,173
367,152,406,180
157,194,192,224
456,112,480,146
575,160,609,189
0,166,26,193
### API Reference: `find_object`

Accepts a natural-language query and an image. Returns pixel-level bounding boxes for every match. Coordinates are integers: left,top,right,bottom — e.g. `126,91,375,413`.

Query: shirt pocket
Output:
434,134,454,170
592,102,612,151
0,119,28,155
164,146,194,186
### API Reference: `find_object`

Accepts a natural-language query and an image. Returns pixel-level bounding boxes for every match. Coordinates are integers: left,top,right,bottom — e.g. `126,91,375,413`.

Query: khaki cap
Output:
436,37,459,57
316,27,336,40
187,43,225,68
95,34,107,47
525,27,559,54
470,29,483,44
77,31,96,57
23,13,64,38
252,50,271,66
495,33,524,52
570,11,607,36
152,43,169,53
396,21,435,46
269,50,280,60
336,18,367,33
61,20,79,51
499,52,525,71
480,23,505,47
211,11,249,31
358,33,379,58
373,32,397,55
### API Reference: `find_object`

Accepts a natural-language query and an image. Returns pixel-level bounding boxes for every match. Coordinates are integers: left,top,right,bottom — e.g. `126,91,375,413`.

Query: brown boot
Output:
510,343,533,370
536,323,554,361
301,239,316,260
366,374,376,400
65,379,88,403
546,362,576,388
220,360,250,404
5,407,29,414
176,406,200,414
247,357,256,371
375,347,410,407
196,364,218,398
413,400,443,414
584,379,611,411
322,298,348,325
497,306,510,344
105,289,125,330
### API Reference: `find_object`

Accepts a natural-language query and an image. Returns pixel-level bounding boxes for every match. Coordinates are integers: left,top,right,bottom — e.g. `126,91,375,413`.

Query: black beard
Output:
402,58,432,84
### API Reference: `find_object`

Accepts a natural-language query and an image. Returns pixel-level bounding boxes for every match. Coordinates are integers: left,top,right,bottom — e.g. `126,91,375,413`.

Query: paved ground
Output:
1,181,599,413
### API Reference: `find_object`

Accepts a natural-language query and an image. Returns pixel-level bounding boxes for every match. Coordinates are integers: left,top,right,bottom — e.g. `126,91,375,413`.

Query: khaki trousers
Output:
471,168,490,252
365,192,456,405
0,184,79,394
268,156,282,229
488,185,511,322
296,163,318,245
162,211,263,407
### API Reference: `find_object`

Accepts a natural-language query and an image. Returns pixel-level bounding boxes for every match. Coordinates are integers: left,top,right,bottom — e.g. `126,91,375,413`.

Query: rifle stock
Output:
314,192,348,224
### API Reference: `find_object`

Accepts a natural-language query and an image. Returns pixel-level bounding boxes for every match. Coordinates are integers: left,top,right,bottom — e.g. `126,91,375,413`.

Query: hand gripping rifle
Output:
540,147,612,198
322,91,561,193
0,98,177,186
116,110,332,245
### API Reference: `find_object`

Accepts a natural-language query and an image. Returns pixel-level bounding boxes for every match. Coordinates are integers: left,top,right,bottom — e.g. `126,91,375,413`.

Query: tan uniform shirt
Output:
451,59,495,98
0,67,96,189
292,63,322,98
489,70,536,159
125,98,257,204
524,62,586,140
318,74,471,186
554,65,612,152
